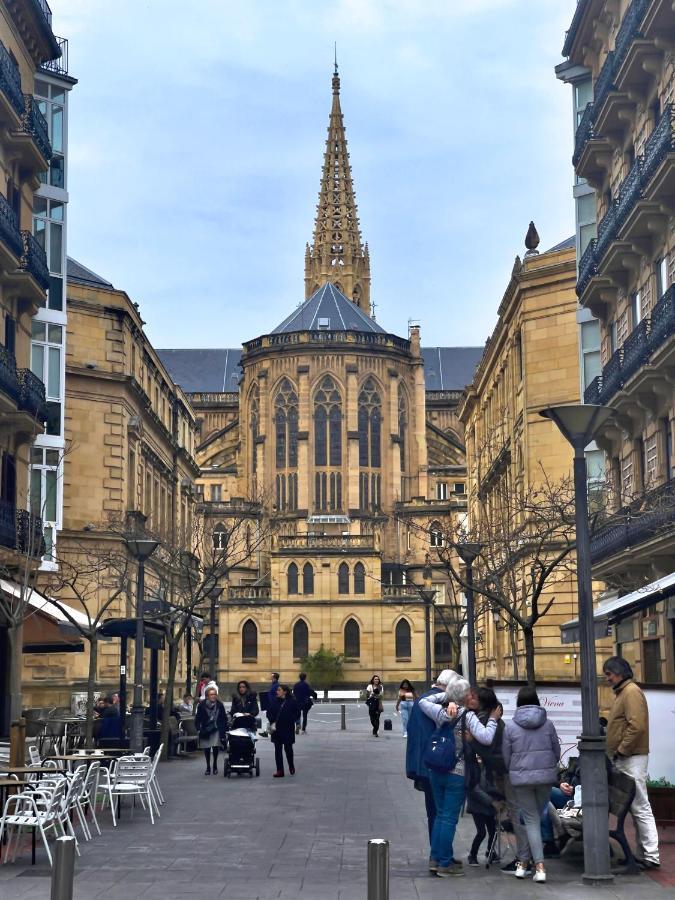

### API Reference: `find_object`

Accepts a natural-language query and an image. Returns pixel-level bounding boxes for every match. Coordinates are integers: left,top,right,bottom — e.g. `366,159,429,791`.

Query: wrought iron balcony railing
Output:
15,508,45,558
649,285,675,349
621,317,650,372
0,343,19,404
32,0,53,27
591,481,675,564
19,230,50,290
573,102,595,166
0,192,23,260
17,367,47,421
0,497,16,550
20,94,51,162
0,39,24,117
584,375,603,405
40,36,68,75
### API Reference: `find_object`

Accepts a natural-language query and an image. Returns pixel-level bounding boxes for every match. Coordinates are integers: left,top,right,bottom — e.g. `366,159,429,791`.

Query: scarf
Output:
205,699,218,723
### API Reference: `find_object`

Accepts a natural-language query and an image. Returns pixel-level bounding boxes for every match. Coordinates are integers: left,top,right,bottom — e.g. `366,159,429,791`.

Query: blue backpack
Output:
422,718,458,773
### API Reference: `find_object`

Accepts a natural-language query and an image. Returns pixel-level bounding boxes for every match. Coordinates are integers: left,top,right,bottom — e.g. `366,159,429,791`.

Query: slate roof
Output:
544,235,575,253
67,257,114,288
272,283,386,334
421,347,483,391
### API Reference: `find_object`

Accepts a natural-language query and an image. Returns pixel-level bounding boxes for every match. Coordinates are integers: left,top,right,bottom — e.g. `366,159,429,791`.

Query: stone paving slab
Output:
0,701,671,898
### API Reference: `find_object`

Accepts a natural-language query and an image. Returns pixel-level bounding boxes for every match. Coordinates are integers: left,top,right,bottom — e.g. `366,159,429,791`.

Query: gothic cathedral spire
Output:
305,63,372,316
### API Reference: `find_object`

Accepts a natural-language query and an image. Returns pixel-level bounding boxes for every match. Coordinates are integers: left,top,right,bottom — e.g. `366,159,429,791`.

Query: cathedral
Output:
159,67,482,687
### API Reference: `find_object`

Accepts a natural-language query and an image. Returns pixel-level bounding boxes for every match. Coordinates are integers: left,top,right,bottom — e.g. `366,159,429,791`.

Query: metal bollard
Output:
341,703,346,730
50,836,75,900
367,839,389,900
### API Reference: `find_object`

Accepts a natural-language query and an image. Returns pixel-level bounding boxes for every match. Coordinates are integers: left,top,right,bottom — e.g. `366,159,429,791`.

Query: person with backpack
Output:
293,672,317,734
502,686,561,884
464,687,505,865
419,676,502,877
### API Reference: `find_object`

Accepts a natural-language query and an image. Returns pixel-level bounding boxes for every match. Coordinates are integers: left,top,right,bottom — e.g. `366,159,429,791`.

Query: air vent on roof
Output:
318,318,330,330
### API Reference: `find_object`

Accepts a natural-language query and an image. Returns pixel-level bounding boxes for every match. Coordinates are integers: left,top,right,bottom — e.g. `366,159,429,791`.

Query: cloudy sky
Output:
55,0,576,350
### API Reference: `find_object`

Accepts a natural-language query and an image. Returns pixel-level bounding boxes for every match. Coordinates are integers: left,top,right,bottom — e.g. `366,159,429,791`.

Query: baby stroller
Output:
223,713,260,778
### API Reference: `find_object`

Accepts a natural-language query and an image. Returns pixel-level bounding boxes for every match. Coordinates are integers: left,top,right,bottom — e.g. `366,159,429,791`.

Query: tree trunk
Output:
84,635,98,748
160,639,179,759
509,627,520,681
7,621,23,724
522,625,536,685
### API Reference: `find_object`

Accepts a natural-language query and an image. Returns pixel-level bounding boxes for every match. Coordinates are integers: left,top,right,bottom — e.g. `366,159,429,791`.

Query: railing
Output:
0,497,16,550
0,193,23,259
19,230,50,290
40,36,68,75
228,584,271,601
577,105,674,296
621,317,650,371
15,508,45,558
603,348,623,397
20,94,51,162
17,367,47,421
32,0,53,27
382,584,422,599
591,481,675,563
573,102,595,166
244,331,411,354
278,534,375,550
0,40,24,116
0,344,19,404
584,375,603,405
190,391,239,403
426,390,464,402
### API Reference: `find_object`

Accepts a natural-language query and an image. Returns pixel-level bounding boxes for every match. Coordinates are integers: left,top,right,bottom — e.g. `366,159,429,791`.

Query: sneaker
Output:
295,726,300,735
428,858,438,873
204,768,211,776
533,864,546,883
436,862,464,878
289,767,296,775
515,863,530,879
467,855,479,867
212,765,218,776
500,860,518,873
403,732,407,738
273,771,284,778
637,859,660,869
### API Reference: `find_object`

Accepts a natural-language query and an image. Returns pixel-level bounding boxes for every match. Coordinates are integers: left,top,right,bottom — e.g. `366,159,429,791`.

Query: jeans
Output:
503,775,530,863
295,708,310,731
429,771,465,867
399,701,413,735
512,784,553,864
420,780,436,843
470,812,496,858
541,787,569,842
274,740,294,774
369,707,381,735
614,754,660,864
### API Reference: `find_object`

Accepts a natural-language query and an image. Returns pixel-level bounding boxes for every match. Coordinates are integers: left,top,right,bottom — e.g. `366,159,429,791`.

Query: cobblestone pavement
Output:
0,702,672,899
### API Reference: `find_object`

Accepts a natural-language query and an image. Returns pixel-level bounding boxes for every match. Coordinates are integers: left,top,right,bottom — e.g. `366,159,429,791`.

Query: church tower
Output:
305,64,372,316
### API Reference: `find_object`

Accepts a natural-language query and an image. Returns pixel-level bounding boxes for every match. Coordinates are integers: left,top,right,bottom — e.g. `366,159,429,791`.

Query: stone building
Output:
559,0,675,684
160,68,482,688
20,258,201,708
0,1,63,733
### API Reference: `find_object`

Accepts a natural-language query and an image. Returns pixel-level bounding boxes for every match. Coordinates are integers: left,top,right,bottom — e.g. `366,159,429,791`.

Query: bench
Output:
175,718,199,755
324,691,361,703
559,766,639,873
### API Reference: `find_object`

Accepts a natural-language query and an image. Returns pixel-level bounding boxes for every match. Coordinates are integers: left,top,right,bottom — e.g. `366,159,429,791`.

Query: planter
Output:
647,786,675,826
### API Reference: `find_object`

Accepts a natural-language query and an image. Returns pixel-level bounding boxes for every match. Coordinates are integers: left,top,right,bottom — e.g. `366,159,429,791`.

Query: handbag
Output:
422,720,458,773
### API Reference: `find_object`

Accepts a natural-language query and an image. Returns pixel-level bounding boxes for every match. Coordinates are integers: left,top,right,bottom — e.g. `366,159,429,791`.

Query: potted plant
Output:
647,776,675,826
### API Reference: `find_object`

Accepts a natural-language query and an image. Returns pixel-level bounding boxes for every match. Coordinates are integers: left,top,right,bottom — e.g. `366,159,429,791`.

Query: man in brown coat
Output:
603,656,659,868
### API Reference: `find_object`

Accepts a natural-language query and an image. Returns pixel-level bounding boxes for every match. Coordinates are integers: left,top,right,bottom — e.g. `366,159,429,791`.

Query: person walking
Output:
396,679,416,737
366,675,384,737
502,686,561,884
405,669,456,850
269,684,299,777
230,680,259,717
195,686,227,775
261,672,280,736
292,673,317,734
603,656,660,869
419,675,502,877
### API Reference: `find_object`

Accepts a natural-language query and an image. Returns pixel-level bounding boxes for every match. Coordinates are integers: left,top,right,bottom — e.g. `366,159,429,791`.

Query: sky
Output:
54,0,577,350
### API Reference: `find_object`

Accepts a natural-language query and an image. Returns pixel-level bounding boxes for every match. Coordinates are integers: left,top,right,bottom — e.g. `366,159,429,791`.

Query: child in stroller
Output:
224,713,260,777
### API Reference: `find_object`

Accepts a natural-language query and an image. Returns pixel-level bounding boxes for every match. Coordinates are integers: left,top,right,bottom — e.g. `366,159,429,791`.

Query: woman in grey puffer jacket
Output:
502,686,560,883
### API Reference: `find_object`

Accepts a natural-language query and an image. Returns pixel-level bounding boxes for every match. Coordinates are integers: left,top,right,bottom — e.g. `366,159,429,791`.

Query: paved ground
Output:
0,701,673,899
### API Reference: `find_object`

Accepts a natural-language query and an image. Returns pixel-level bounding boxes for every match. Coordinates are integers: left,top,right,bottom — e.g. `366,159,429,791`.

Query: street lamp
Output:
125,536,159,753
455,541,481,687
419,556,435,686
541,403,614,884
207,586,223,681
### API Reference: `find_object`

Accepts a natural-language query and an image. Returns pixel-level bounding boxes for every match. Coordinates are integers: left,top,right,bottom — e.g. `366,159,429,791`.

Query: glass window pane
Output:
49,223,62,273
48,346,61,396
45,470,57,521
46,401,61,435
31,320,46,341
583,350,602,389
579,222,596,256
581,320,600,351
48,324,62,344
51,87,65,103
30,447,43,465
34,79,48,98
31,343,44,379
30,468,42,516
577,192,596,222
48,276,63,311
33,196,48,216
49,201,64,221
34,217,46,249
45,449,59,466
50,106,63,153
49,156,64,189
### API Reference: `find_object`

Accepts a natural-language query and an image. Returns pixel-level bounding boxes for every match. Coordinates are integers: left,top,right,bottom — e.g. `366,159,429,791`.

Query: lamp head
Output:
456,541,481,566
540,404,614,450
124,537,160,561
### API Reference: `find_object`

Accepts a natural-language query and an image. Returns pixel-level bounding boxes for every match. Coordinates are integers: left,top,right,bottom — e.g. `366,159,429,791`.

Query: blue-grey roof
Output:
544,235,575,253
67,257,114,289
272,283,386,334
157,349,242,393
421,347,483,391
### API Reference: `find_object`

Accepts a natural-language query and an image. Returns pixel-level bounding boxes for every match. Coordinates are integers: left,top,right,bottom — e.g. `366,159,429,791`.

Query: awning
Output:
1,578,90,648
97,617,166,650
23,611,84,653
561,571,675,644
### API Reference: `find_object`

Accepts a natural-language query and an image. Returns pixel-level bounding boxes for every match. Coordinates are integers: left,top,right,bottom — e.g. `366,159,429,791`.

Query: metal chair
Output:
80,761,101,837
101,756,156,826
0,779,67,866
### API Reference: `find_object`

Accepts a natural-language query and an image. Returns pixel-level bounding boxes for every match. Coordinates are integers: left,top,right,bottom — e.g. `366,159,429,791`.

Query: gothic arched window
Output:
314,376,342,467
429,521,444,548
435,631,451,661
354,562,366,594
344,618,360,658
302,562,314,596
213,522,227,551
338,562,350,595
293,619,309,660
274,378,298,469
398,383,408,474
242,619,257,661
287,562,298,595
395,619,412,659
358,377,381,469
250,383,260,475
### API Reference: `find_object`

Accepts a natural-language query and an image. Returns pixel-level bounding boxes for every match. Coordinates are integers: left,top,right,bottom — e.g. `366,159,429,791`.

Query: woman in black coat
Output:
268,684,299,778
195,687,228,775
230,680,260,718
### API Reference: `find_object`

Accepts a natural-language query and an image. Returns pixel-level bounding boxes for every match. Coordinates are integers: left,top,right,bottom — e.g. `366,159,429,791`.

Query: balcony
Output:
18,230,50,292
17,367,47,422
277,534,375,552
0,344,20,407
591,481,675,566
39,36,68,76
0,501,45,559
0,40,24,121
0,193,23,267
382,584,422,600
13,94,51,172
228,584,271,602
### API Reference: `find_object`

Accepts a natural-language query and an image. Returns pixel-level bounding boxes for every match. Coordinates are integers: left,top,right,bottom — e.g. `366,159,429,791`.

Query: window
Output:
274,378,298,469
621,451,634,501
434,631,451,661
344,618,360,658
656,256,670,299
576,191,597,257
287,562,298,595
30,320,63,435
610,320,618,355
33,197,64,311
35,80,65,190
514,332,523,382
302,562,314,596
293,620,309,660
213,522,227,551
4,314,15,354
250,384,259,475
643,638,661,683
429,522,444,548
395,619,412,659
454,482,465,494
574,77,592,125
436,482,448,501
631,291,642,329
398,384,408,474
211,484,222,502
580,320,601,392
354,562,365,594
241,619,257,661
128,448,136,509
314,376,342,466
643,433,657,489
29,447,59,560
358,377,382,469
663,418,673,482
338,562,350,594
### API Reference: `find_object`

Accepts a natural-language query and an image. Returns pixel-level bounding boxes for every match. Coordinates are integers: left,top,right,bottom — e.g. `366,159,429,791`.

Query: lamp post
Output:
125,536,159,753
207,586,223,682
419,556,434,685
455,542,481,687
541,403,614,884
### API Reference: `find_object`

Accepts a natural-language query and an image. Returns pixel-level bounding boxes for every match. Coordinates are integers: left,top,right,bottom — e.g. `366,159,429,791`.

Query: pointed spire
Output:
305,64,372,316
